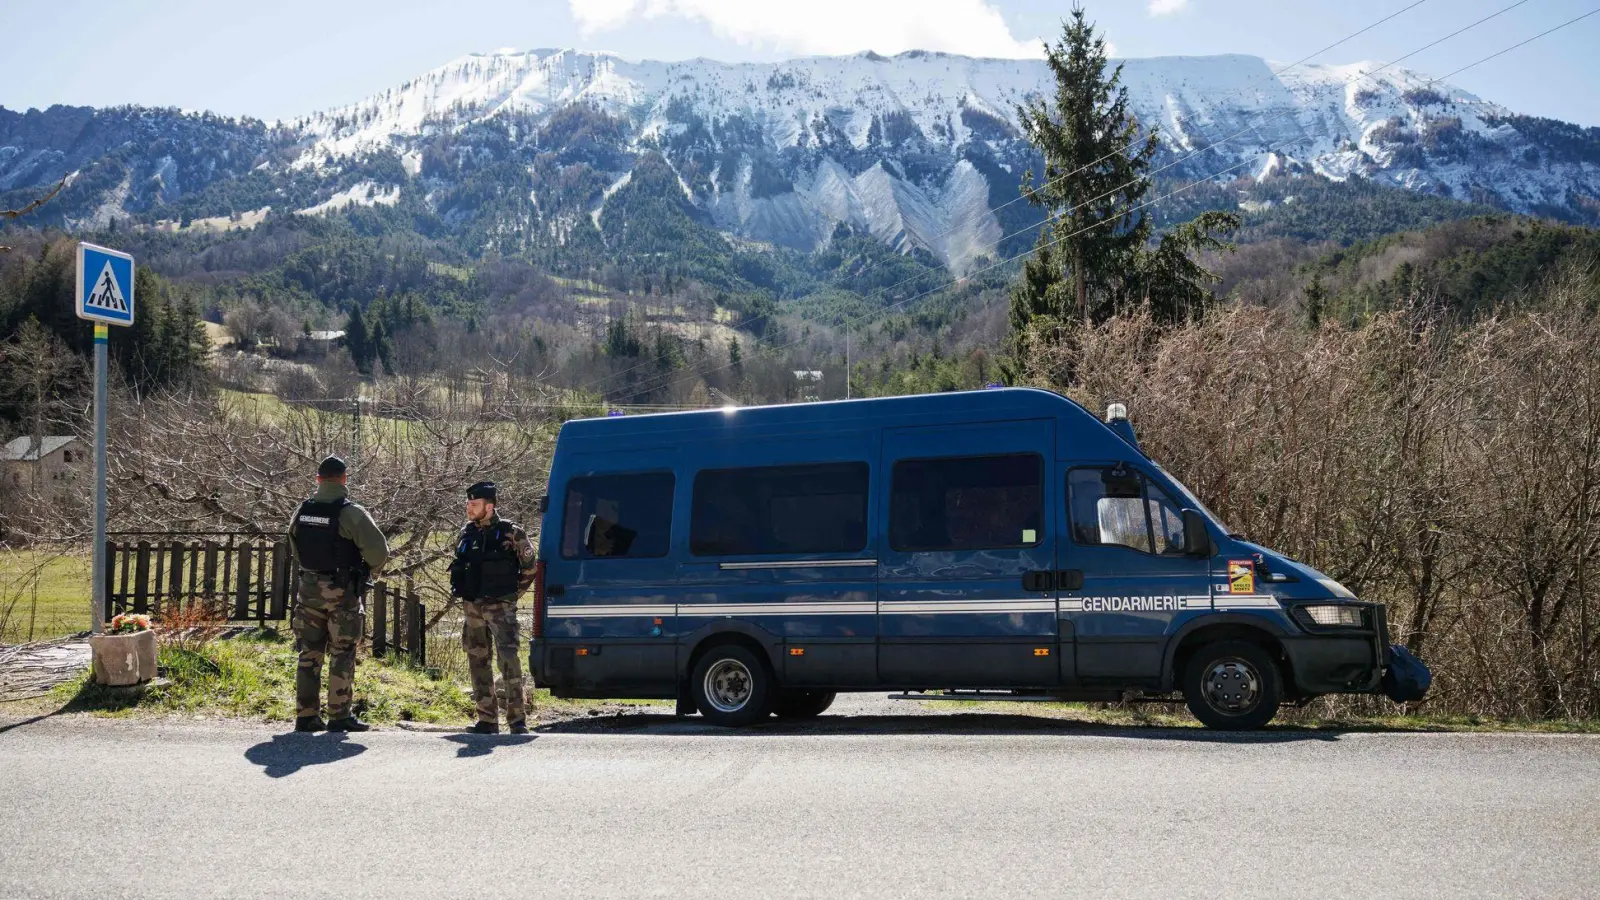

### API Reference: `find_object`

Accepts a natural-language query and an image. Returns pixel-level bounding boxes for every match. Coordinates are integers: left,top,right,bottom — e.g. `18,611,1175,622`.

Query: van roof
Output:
557,387,1132,456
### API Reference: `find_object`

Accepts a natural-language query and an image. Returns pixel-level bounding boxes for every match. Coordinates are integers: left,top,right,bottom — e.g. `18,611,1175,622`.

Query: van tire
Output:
1182,640,1282,730
691,644,775,727
774,690,836,720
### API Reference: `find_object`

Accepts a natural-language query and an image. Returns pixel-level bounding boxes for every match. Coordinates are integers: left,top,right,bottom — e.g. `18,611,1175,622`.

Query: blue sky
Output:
4,0,1598,125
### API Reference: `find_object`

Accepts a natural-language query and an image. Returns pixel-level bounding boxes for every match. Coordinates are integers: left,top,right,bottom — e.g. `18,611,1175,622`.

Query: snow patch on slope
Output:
295,182,400,216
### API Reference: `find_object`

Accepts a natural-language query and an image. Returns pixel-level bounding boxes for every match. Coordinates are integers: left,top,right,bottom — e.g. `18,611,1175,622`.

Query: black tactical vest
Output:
293,498,364,573
452,520,522,601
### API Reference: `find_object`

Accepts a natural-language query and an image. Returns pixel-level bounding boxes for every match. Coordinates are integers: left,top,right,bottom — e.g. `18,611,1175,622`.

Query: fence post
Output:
202,541,219,596
102,540,118,625
152,545,166,620
406,587,424,667
132,541,151,616
372,582,388,657
391,583,402,654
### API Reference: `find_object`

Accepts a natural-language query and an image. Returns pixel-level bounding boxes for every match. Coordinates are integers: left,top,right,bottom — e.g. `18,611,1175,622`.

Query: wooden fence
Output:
105,533,426,665
104,533,290,624
370,581,426,666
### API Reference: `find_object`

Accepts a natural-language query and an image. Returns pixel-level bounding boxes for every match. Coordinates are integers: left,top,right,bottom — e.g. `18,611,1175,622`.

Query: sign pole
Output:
76,241,134,634
90,323,108,634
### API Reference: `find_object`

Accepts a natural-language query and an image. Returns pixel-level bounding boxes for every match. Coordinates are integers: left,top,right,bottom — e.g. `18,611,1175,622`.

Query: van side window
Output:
690,462,869,556
1068,468,1187,555
890,454,1043,551
561,472,675,559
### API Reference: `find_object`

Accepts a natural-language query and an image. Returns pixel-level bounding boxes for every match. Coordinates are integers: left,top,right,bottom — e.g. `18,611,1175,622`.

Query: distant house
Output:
2,436,84,489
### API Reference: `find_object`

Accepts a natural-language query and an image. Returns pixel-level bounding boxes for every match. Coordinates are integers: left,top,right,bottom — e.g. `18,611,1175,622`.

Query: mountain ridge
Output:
3,48,1599,273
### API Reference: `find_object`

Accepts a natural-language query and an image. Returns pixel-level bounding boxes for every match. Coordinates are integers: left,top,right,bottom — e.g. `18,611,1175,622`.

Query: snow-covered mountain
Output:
291,48,1600,268
5,49,1599,272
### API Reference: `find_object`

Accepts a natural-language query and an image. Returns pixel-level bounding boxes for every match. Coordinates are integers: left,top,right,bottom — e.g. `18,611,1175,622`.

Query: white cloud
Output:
1147,0,1190,15
567,0,1043,59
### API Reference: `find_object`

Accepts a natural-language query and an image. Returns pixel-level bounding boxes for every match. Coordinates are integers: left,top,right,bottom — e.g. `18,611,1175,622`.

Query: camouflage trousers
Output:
293,574,364,721
462,598,525,725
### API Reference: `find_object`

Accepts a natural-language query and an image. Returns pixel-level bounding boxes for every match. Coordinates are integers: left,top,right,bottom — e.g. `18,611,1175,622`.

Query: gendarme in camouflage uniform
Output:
450,481,537,734
286,456,390,733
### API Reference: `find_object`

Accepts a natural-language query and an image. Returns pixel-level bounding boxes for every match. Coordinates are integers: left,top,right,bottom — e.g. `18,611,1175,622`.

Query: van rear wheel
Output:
1182,640,1282,730
691,644,775,727
774,690,836,720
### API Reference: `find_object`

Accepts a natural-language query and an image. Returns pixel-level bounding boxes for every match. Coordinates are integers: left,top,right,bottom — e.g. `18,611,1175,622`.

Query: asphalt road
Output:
2,702,1597,899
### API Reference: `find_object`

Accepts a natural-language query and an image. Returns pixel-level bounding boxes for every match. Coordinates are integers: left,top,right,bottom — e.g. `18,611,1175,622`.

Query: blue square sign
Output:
76,242,135,326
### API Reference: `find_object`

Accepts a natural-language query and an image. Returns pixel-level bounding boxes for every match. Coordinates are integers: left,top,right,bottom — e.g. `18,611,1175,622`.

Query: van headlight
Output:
1294,605,1365,629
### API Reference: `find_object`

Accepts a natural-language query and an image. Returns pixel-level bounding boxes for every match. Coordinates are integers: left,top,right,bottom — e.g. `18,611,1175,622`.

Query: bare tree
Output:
0,177,68,252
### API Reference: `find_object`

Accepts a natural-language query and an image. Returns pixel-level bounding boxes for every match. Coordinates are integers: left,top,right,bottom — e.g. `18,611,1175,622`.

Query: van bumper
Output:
1279,603,1390,695
526,636,677,699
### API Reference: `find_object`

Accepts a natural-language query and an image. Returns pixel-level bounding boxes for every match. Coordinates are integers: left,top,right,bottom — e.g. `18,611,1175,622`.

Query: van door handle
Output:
547,584,566,596
1022,570,1054,592
1056,570,1084,591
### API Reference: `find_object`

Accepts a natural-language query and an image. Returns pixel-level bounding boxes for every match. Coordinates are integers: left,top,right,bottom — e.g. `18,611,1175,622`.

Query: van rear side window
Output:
691,462,869,556
890,454,1043,551
561,472,675,559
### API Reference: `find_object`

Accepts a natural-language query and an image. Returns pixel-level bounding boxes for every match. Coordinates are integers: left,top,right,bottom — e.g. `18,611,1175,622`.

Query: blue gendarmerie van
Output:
527,387,1419,729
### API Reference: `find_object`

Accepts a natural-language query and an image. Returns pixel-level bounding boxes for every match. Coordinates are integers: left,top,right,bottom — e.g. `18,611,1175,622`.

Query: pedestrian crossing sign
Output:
76,242,135,326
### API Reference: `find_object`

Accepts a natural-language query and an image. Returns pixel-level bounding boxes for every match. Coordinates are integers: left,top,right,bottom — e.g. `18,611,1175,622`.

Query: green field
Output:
0,549,92,643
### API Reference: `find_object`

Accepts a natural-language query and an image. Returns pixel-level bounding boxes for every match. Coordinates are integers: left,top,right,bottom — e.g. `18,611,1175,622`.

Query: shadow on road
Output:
535,711,1354,743
440,733,537,757
244,732,368,777
0,711,63,735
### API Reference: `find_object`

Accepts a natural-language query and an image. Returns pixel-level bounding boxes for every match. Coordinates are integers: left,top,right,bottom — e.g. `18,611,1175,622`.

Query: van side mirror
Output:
1182,508,1211,557
535,495,549,515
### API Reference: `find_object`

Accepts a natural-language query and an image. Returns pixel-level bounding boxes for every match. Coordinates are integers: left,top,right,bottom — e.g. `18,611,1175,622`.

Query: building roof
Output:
2,436,79,462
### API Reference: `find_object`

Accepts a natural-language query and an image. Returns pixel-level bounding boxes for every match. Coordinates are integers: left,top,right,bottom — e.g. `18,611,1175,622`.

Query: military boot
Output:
295,716,326,733
468,720,499,735
327,716,371,732
508,721,529,735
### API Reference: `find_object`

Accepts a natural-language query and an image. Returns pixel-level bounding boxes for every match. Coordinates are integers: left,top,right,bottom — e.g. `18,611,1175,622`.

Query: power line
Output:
570,0,1437,398
1433,5,1599,82
615,5,1595,405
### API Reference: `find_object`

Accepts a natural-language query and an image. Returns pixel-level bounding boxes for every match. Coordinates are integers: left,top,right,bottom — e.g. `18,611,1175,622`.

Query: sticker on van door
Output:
1228,560,1256,594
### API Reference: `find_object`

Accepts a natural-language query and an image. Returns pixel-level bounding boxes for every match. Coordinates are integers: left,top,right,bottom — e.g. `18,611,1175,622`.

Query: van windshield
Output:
1155,466,1232,536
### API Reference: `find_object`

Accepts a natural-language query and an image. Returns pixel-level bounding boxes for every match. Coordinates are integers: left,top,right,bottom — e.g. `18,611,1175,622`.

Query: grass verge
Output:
27,629,660,727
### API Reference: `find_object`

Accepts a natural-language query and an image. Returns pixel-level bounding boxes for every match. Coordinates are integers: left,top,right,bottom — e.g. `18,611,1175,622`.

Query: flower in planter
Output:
108,613,154,635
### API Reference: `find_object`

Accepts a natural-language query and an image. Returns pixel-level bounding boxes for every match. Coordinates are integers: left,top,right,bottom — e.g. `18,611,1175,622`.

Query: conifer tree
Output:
1009,5,1238,337
1012,6,1156,329
345,305,371,373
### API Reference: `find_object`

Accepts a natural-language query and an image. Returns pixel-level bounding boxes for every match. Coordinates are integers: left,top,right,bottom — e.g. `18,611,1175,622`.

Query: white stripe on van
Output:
548,596,1280,618
717,559,878,570
546,605,675,618
1212,595,1282,609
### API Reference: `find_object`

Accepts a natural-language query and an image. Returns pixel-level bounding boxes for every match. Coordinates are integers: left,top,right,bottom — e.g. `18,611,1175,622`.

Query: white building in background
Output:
2,436,83,490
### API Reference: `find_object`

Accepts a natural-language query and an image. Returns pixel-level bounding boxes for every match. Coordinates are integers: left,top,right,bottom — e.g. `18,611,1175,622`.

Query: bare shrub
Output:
1018,272,1600,719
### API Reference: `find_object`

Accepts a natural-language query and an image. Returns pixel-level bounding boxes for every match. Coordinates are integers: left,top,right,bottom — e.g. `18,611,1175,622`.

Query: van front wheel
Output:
774,690,836,720
1182,640,1282,730
692,645,775,727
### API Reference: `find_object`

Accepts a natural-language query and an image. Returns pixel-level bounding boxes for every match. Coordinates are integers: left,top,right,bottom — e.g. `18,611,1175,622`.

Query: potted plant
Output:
90,614,157,686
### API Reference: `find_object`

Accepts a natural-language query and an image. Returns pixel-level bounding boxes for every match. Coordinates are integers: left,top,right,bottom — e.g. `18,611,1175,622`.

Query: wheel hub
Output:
704,659,754,713
1203,658,1261,715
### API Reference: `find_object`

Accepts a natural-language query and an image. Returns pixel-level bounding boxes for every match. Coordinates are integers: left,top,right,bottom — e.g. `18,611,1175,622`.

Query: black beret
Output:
466,481,497,502
317,456,347,477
